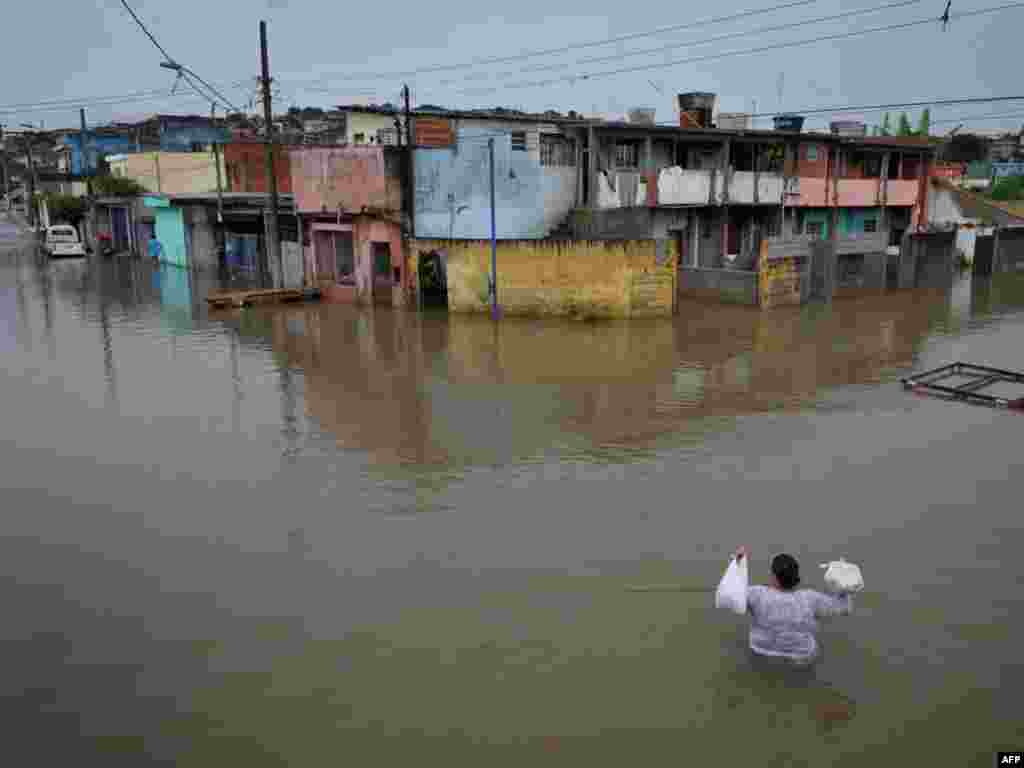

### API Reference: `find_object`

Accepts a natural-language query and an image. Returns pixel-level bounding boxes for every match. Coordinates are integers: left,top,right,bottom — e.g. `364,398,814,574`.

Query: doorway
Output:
418,250,448,308
372,242,393,305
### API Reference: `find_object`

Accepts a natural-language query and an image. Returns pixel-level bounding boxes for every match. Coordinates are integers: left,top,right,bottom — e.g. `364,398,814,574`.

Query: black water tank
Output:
773,114,805,132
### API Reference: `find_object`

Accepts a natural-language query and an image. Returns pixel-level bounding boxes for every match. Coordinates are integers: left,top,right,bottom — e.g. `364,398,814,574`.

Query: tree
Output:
872,125,881,136
880,113,892,136
897,112,913,136
92,175,146,197
943,134,989,164
917,108,931,137
42,193,87,224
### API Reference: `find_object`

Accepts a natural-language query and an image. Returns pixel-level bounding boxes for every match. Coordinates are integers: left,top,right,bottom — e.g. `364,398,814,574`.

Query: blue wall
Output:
59,133,136,175
158,119,231,152
414,126,574,239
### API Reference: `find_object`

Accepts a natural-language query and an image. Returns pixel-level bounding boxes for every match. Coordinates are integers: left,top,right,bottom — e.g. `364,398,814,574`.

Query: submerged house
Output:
288,143,407,305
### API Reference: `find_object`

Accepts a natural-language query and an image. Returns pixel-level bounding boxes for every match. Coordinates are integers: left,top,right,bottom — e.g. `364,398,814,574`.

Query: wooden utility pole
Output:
80,109,92,197
24,134,36,228
211,104,225,255
260,19,282,288
403,84,414,237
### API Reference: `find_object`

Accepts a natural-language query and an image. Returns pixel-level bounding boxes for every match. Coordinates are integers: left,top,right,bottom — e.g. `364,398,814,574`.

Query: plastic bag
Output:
820,558,864,593
715,557,749,615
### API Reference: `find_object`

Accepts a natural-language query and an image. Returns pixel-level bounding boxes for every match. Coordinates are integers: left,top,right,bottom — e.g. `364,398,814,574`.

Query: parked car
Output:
42,225,86,258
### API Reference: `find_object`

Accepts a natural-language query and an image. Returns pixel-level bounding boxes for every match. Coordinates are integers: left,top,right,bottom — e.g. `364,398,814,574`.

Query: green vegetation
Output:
92,175,146,197
42,193,87,224
989,175,1024,201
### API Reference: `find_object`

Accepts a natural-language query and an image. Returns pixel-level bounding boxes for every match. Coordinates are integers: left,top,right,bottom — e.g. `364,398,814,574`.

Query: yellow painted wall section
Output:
410,239,677,318
109,152,226,195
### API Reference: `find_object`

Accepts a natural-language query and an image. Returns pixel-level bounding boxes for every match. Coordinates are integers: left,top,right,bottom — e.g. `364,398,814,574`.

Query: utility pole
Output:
79,108,92,197
403,83,414,238
488,137,498,319
259,19,282,288
211,103,225,255
24,134,37,228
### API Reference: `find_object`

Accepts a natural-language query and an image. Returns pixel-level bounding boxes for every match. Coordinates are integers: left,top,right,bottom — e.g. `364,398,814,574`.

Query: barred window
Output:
540,135,576,167
511,131,527,151
863,218,878,233
615,142,639,168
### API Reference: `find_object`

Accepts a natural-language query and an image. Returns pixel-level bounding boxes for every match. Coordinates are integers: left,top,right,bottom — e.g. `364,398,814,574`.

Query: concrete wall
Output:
900,230,956,288
183,204,219,272
110,152,225,195
413,122,576,239
410,238,677,317
223,142,293,194
973,234,995,276
289,146,402,215
993,226,1024,273
657,168,713,205
679,267,758,305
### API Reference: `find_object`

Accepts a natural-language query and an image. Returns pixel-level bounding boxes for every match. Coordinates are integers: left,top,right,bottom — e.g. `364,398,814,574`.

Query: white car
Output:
42,225,86,258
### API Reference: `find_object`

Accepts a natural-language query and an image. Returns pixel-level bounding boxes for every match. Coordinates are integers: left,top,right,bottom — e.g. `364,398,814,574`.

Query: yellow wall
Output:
109,152,226,195
410,239,678,318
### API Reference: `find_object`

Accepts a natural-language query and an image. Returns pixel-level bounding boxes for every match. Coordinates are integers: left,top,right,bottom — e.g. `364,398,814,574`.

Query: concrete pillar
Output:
588,125,598,210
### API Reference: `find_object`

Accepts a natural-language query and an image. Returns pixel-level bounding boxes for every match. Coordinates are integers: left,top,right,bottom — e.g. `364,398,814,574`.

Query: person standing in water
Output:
733,547,853,665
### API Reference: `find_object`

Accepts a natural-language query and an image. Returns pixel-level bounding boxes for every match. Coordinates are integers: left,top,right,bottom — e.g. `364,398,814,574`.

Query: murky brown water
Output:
2,216,1023,766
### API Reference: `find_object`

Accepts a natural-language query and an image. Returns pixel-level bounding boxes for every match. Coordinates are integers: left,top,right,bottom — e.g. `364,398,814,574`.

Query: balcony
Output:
727,171,783,205
795,177,920,207
657,167,714,206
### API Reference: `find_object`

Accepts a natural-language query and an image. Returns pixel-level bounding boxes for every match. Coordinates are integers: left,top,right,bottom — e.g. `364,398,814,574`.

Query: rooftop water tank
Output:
773,114,805,132
678,92,717,128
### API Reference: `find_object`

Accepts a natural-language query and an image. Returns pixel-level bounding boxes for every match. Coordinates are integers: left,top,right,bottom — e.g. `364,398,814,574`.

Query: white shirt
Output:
746,585,852,663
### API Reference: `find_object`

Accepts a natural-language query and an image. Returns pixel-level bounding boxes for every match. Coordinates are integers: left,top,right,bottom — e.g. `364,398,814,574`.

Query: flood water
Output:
2,215,1023,766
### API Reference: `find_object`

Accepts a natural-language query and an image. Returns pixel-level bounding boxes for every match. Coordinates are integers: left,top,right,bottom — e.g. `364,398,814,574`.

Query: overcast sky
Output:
1,0,1021,134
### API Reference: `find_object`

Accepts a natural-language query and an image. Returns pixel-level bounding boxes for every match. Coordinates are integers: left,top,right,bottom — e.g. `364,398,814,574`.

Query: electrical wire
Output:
117,0,241,112
453,1,1024,95
295,0,821,83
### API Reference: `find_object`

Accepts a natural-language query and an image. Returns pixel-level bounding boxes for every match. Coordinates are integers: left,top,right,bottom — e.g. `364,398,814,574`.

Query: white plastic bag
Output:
715,557,749,615
820,558,864,593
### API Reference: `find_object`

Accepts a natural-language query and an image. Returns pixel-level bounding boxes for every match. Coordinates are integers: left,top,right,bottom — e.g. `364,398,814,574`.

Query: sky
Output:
1,0,1022,134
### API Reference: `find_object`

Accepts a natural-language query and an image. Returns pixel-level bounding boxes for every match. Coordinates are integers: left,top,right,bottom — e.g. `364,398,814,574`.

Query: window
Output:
540,135,576,167
863,218,878,234
353,132,365,144
805,144,818,162
615,141,639,168
511,131,527,151
805,220,824,238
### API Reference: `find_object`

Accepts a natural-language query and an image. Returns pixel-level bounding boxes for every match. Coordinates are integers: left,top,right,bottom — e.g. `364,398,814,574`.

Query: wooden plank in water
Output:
206,288,305,309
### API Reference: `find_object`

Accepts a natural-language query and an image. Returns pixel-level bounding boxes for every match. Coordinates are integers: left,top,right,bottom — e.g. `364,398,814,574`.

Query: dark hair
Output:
771,554,801,590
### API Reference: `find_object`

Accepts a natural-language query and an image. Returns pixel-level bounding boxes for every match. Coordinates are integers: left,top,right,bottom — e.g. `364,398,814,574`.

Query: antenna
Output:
777,72,785,113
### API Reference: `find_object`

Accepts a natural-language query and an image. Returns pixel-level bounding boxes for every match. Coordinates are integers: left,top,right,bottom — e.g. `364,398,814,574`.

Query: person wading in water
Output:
733,547,853,666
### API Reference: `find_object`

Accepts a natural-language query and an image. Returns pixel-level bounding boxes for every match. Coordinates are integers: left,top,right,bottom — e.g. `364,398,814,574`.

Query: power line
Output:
457,1,1024,95
280,0,920,95
282,0,822,83
118,0,176,63
118,0,241,112
521,0,923,74
744,93,1024,119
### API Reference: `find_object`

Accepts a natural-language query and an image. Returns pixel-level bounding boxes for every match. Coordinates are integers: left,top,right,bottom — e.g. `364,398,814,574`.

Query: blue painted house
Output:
55,130,137,175
134,114,231,152
411,112,579,239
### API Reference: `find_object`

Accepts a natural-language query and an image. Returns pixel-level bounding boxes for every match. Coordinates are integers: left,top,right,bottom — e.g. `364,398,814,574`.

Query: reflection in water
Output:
258,287,965,467
2,243,1024,767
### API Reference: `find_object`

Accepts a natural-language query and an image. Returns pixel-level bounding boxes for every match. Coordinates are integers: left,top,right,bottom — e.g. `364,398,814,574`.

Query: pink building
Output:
288,145,408,306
